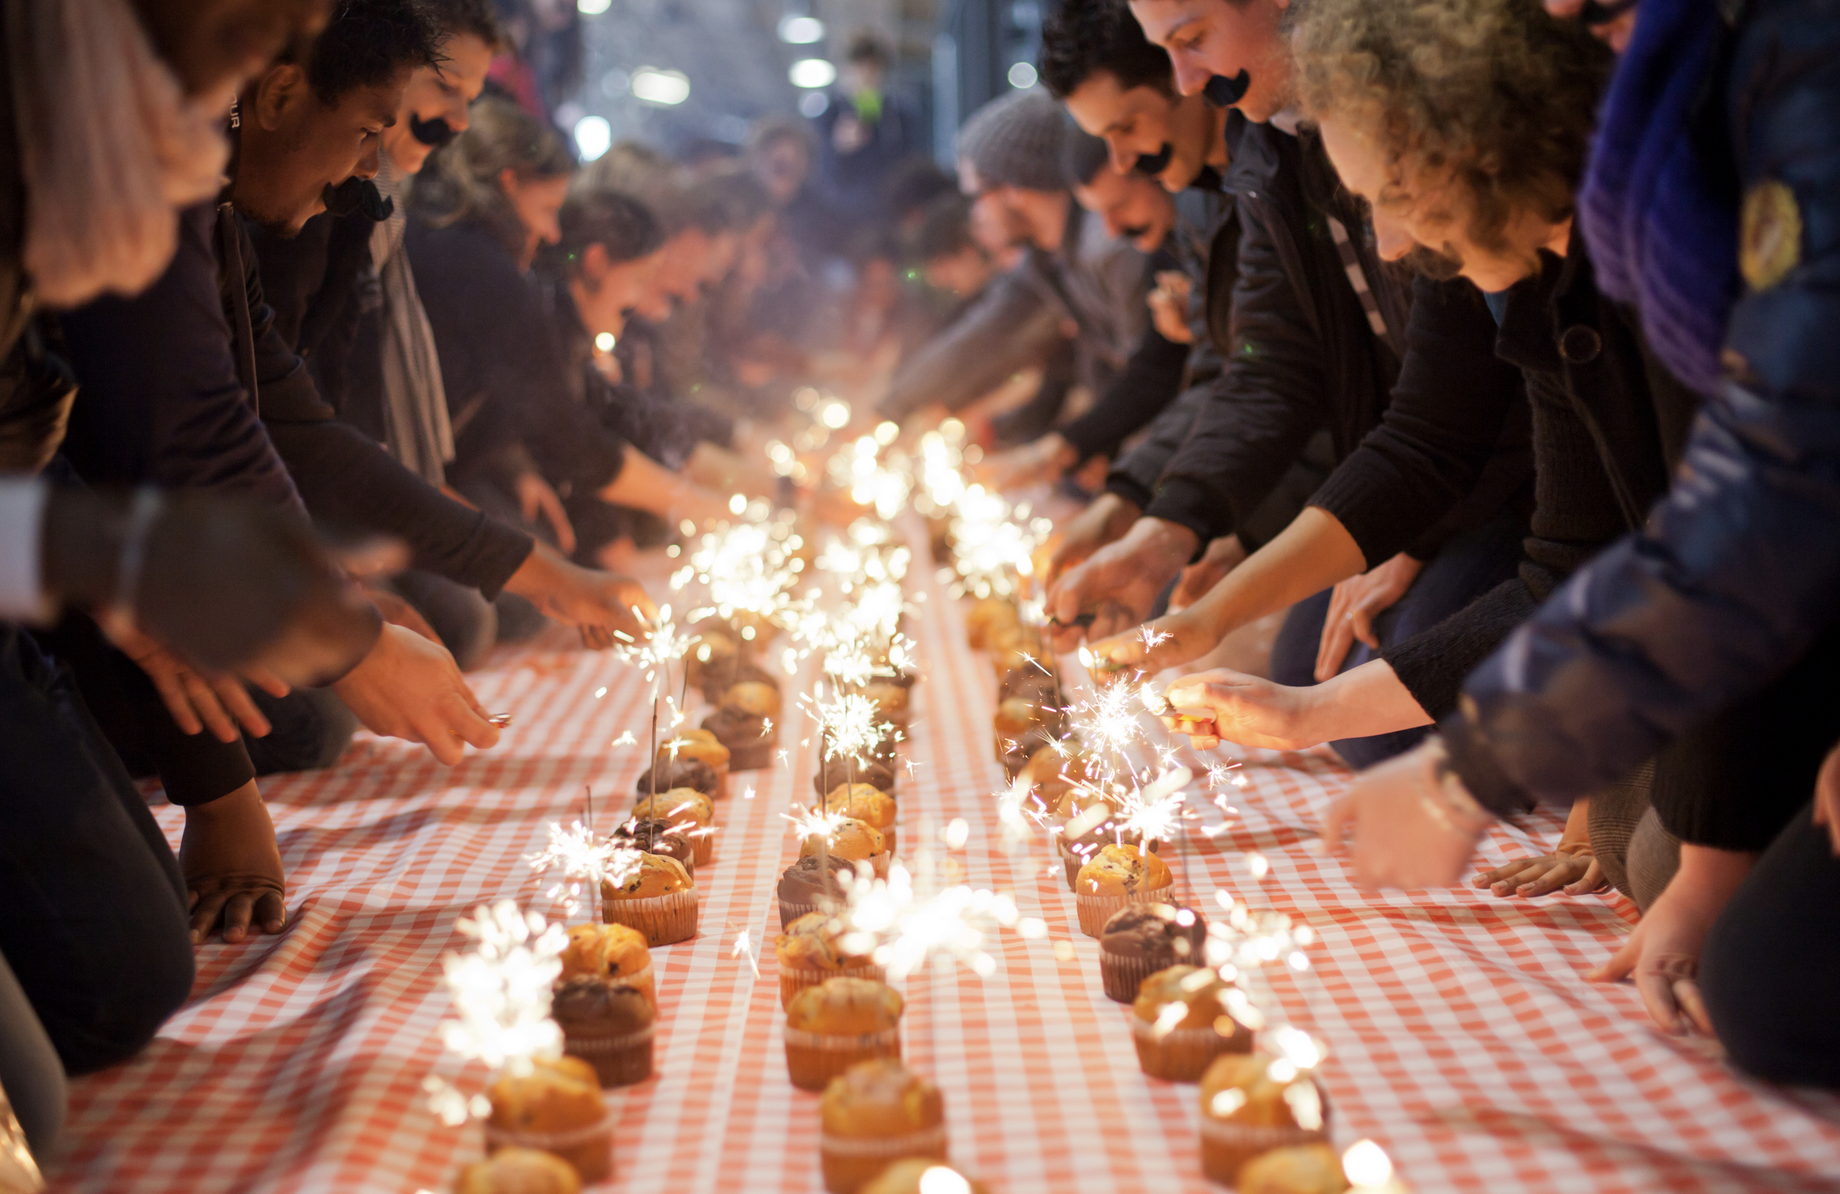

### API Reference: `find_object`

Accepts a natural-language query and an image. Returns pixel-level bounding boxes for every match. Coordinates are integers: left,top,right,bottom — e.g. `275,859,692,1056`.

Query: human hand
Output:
514,469,577,555
1045,493,1140,587
1147,270,1196,344
974,433,1078,492
365,586,441,644
179,780,286,944
1160,669,1316,751
1046,516,1197,654
1167,535,1248,613
110,624,278,743
43,486,382,684
1590,844,1756,1034
331,622,499,765
1315,552,1422,681
1321,739,1494,891
505,544,658,650
1812,740,1840,855
1474,794,1603,897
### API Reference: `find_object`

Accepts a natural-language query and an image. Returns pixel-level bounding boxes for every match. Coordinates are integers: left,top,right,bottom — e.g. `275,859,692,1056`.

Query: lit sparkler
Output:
437,901,567,1077
523,821,642,920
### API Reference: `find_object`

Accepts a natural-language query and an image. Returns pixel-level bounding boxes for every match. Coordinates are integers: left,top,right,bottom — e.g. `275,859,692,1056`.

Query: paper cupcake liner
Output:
691,832,715,866
778,897,821,930
1129,1017,1251,1082
779,961,886,1010
820,1123,948,1194
1076,882,1174,938
1198,1117,1328,1185
484,1105,616,1184
602,888,698,946
783,1026,902,1092
1098,950,1161,1004
561,1023,655,1088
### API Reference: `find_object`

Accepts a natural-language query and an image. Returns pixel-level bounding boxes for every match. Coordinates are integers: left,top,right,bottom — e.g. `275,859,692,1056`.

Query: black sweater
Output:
408,218,629,499
1309,236,1682,719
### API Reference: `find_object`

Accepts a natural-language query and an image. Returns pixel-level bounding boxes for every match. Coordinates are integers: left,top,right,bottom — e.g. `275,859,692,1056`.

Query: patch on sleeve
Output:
1738,179,1802,292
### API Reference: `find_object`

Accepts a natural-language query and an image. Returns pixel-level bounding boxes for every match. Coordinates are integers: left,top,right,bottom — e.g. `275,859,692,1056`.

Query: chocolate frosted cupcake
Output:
778,854,854,928
1099,903,1208,1003
812,753,898,799
553,976,655,1087
631,787,715,865
635,756,718,800
611,816,695,878
657,729,731,799
703,680,780,770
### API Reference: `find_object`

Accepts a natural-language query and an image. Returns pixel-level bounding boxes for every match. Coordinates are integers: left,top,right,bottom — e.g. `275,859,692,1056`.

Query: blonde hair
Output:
1292,0,1610,257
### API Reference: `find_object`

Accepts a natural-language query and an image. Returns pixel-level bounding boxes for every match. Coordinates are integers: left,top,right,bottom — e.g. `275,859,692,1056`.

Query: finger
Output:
211,676,273,739
243,665,292,699
1319,795,1355,855
446,692,500,751
177,669,239,743
1635,968,1688,1034
1563,860,1606,896
1675,978,1713,1037
190,889,232,943
1351,602,1381,650
1589,935,1640,983
1315,616,1354,683
1190,734,1221,751
221,891,257,944
1517,864,1578,897
147,666,205,736
255,889,287,934
625,586,659,623
422,725,466,766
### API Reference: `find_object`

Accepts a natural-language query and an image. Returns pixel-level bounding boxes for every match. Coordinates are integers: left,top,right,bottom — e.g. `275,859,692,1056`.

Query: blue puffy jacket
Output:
1442,0,1840,814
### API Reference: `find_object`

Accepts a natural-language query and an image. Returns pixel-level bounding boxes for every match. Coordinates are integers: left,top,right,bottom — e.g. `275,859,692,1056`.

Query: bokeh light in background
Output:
777,15,826,44
1007,61,1037,89
630,67,691,106
573,115,612,160
789,58,838,89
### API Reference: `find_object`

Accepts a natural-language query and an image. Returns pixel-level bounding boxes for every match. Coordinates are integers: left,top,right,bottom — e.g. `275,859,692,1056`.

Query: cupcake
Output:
1099,903,1208,1003
862,1160,990,1194
819,1059,947,1194
552,976,655,1087
455,1146,582,1194
658,729,732,798
1057,800,1159,890
992,698,1057,768
702,680,781,770
964,597,1019,650
484,1056,612,1184
688,628,743,701
1198,1055,1332,1186
778,854,855,928
820,782,899,854
1074,843,1173,936
601,853,698,946
1130,965,1253,1081
860,679,910,735
1236,1143,1347,1194
634,755,718,801
998,663,1060,706
800,816,889,878
611,816,696,878
778,910,883,1009
558,923,654,1007
813,753,899,799
631,787,715,865
784,976,903,1091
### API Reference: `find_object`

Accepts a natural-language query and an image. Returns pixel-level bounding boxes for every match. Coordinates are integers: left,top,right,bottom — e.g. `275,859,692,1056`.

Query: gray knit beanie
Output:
956,89,1071,193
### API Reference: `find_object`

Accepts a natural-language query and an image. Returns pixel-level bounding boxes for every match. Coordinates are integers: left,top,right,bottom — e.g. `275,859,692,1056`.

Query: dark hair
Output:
422,0,503,48
1039,0,1172,100
551,189,665,272
846,30,892,68
1060,126,1111,187
409,96,572,252
695,164,774,233
904,194,975,263
883,156,956,222
301,0,441,106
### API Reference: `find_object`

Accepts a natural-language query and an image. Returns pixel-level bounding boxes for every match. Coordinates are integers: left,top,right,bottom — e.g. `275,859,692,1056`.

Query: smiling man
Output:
1041,0,1227,193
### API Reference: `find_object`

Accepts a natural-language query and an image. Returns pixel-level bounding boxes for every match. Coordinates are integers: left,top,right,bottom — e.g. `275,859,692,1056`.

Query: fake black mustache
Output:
411,113,458,148
1133,143,1174,178
1203,70,1251,108
1121,223,1153,241
321,178,394,221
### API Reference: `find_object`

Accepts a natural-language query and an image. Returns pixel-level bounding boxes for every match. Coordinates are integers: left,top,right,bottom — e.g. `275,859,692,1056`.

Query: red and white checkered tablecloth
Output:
45,532,1840,1193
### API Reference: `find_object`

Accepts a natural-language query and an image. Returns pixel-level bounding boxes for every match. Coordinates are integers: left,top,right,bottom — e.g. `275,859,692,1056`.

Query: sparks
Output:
611,730,637,746
731,929,760,978
524,821,642,918
437,901,567,1080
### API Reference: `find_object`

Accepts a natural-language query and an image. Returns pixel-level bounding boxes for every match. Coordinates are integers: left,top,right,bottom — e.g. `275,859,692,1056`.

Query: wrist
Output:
1138,518,1202,572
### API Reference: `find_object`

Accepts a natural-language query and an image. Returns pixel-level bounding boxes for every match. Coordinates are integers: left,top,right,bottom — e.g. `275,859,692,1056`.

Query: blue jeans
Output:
1268,515,1525,768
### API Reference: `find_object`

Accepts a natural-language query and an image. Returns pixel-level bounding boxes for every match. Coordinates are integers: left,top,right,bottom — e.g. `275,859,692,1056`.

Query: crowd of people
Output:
0,0,1833,1177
